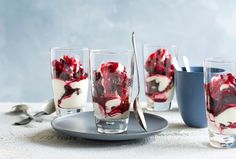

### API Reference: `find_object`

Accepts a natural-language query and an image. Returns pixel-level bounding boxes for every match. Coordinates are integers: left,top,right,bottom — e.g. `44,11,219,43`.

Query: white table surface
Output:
0,102,235,159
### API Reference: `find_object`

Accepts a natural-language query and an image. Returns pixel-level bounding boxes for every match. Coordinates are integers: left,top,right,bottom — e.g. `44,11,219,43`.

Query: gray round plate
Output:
51,112,168,141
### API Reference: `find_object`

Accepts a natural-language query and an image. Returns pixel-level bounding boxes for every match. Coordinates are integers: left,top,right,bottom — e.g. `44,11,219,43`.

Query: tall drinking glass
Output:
90,50,134,134
204,57,236,148
51,48,89,116
143,44,177,111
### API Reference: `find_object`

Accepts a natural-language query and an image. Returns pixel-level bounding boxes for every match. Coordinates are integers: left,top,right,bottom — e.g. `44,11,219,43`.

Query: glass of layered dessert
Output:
50,48,89,116
143,44,177,111
204,57,236,148
90,50,133,134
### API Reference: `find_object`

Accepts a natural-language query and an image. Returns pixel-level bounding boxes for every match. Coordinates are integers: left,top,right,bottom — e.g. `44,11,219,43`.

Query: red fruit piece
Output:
145,48,174,77
52,55,88,81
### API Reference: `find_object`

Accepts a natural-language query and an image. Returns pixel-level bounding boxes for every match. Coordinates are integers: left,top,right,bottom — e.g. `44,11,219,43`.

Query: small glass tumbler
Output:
143,44,177,111
50,48,89,116
204,57,236,148
90,50,134,134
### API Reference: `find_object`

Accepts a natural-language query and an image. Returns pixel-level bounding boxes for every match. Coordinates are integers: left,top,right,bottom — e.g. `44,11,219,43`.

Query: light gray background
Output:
0,0,236,102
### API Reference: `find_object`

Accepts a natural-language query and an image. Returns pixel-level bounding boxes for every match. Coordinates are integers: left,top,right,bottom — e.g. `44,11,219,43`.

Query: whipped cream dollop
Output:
52,78,88,109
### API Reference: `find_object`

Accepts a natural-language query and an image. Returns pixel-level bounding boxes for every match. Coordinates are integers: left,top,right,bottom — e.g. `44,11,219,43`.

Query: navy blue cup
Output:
175,66,224,128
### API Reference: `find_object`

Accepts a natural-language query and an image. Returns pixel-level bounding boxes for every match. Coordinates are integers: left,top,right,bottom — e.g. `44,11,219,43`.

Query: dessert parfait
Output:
92,61,130,119
204,57,236,148
90,49,134,134
144,47,175,111
205,73,236,135
51,50,89,115
92,61,132,133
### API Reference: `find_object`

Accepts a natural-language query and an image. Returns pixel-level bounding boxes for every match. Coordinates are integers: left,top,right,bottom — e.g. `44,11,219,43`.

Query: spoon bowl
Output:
133,97,147,131
11,104,28,114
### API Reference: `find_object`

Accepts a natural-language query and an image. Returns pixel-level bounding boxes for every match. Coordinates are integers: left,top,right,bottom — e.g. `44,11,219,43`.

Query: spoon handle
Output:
13,111,45,125
14,117,32,125
132,32,140,95
183,56,191,72
34,111,47,117
172,56,181,71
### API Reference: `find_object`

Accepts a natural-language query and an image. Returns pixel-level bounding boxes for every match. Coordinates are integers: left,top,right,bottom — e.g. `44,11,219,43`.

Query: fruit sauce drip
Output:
205,73,236,130
58,85,80,106
145,48,174,102
92,62,130,117
52,55,88,107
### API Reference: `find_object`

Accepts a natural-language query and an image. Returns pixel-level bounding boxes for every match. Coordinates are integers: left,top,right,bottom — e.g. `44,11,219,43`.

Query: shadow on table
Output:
27,128,152,148
28,125,213,149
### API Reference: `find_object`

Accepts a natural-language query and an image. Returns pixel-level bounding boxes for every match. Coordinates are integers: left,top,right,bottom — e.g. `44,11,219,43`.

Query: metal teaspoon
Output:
14,99,55,125
132,32,147,131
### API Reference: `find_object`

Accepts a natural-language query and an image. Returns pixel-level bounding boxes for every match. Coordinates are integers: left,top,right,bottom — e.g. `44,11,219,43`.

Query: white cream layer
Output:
213,107,236,134
93,98,129,120
52,78,88,109
146,74,174,102
146,75,171,92
147,86,174,103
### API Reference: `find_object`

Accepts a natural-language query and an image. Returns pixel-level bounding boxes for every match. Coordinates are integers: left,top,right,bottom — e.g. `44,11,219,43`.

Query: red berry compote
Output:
51,55,88,113
92,62,131,120
144,48,175,109
205,73,236,135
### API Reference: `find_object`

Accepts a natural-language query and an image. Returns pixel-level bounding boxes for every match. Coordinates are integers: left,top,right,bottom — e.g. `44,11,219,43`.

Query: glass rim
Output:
50,47,89,52
90,49,133,54
176,66,203,74
204,57,236,64
143,43,177,48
